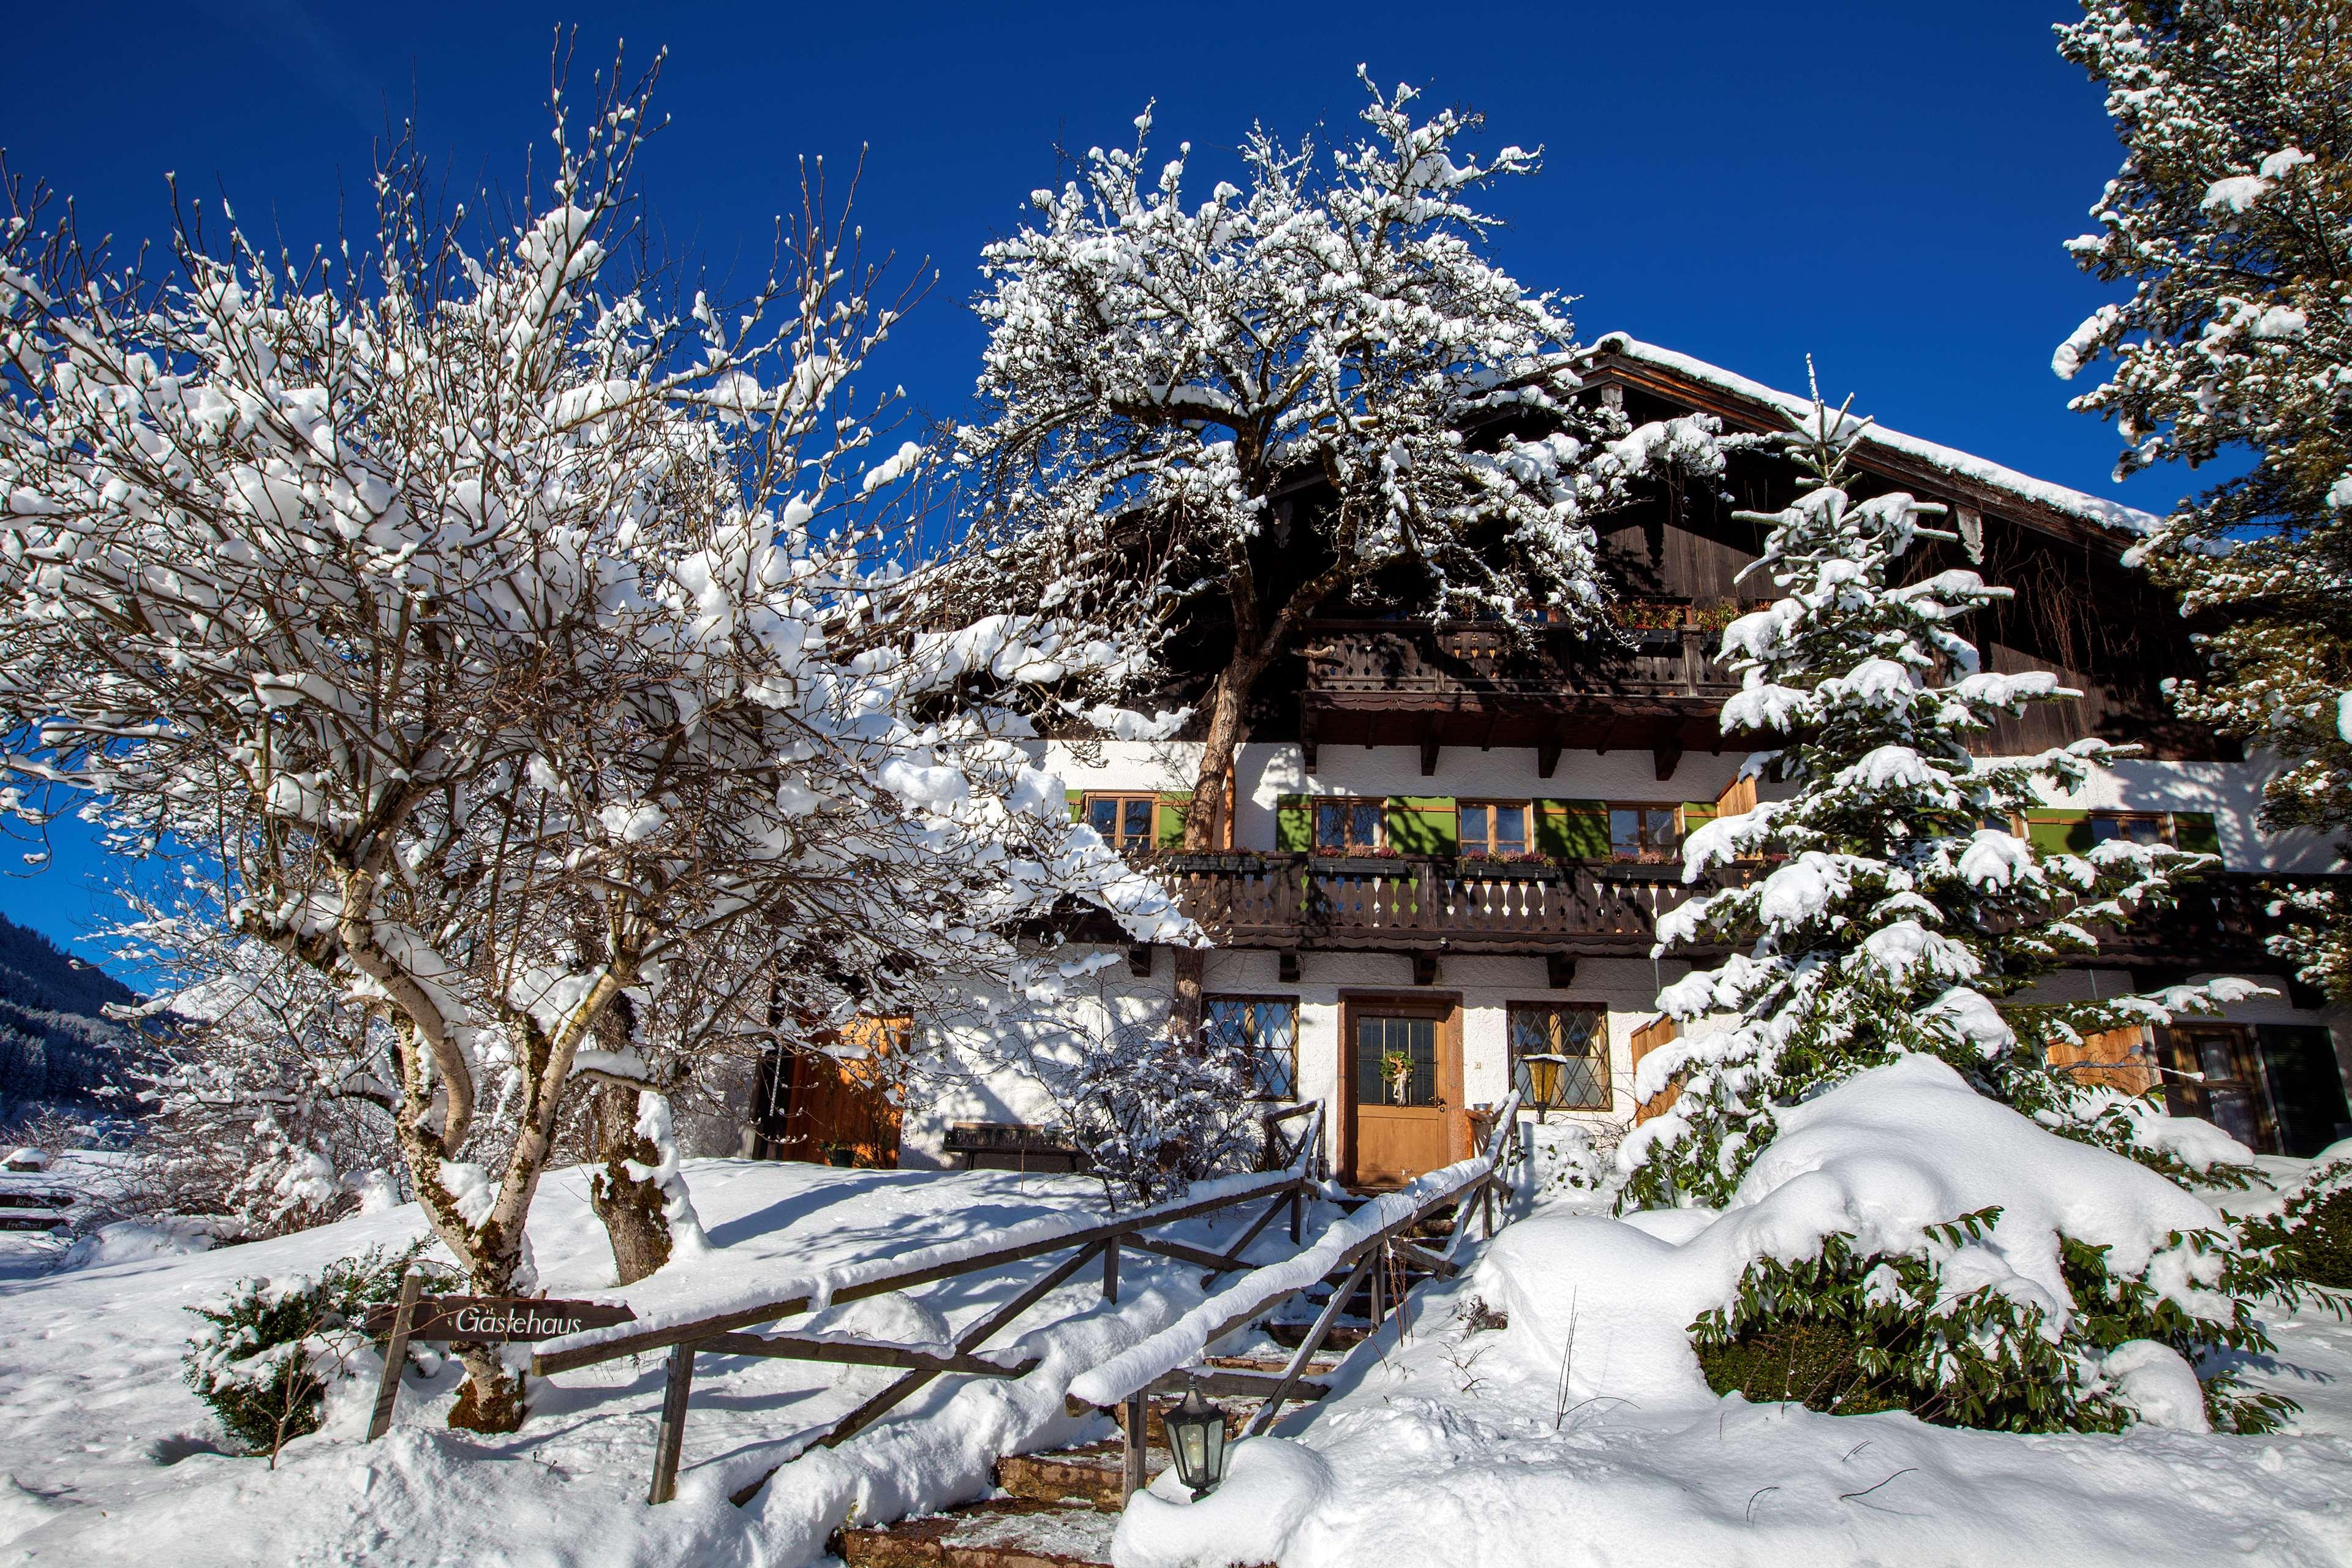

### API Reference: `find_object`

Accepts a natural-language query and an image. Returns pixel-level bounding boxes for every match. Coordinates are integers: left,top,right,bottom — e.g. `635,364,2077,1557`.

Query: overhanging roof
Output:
1580,333,2161,549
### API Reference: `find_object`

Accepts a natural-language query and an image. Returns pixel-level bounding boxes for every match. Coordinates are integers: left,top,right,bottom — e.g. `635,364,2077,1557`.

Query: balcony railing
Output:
1302,619,1743,704
1153,853,2334,970
1159,853,1732,954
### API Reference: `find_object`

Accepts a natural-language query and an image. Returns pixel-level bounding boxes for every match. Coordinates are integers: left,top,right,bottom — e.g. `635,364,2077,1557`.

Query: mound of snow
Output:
1473,1055,2228,1409
57,1219,219,1272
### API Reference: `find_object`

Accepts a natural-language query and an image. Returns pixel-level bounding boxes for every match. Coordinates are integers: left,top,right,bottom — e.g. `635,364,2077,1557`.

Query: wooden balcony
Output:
1151,854,2338,976
1159,853,1734,956
1298,618,1746,778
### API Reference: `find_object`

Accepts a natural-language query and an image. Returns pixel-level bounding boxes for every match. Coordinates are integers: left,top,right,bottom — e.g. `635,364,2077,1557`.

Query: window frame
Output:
1506,1001,1612,1111
1203,994,1301,1102
1311,796,1387,854
1457,799,1534,859
1082,791,1163,854
1607,802,1685,864
2086,810,2173,847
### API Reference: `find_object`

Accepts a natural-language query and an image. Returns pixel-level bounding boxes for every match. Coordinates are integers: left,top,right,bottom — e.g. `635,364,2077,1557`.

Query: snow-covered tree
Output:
1621,387,2250,1212
0,59,1186,1429
2055,1,2352,997
952,72,1722,867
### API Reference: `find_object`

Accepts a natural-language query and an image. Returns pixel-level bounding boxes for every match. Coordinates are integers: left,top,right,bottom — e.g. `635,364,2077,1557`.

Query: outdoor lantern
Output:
1164,1384,1230,1500
1518,1053,1569,1123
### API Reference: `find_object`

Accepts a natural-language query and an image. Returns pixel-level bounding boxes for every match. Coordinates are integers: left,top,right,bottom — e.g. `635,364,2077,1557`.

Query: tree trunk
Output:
1184,650,1263,852
447,1349,529,1433
589,1082,675,1285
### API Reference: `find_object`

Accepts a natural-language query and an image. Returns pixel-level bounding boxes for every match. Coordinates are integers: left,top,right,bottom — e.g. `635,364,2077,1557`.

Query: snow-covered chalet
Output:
744,336,2352,1188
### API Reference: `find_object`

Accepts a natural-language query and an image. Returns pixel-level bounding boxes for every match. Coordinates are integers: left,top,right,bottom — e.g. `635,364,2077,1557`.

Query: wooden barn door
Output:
1343,993,1463,1188
753,1016,907,1168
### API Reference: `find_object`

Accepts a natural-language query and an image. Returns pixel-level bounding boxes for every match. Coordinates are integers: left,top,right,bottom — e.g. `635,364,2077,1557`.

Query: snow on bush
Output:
181,1242,450,1460
1482,1056,2294,1434
2242,1141,2352,1291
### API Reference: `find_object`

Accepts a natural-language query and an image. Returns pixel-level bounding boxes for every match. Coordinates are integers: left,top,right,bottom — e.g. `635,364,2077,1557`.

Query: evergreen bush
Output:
1691,1209,2294,1434
182,1242,448,1457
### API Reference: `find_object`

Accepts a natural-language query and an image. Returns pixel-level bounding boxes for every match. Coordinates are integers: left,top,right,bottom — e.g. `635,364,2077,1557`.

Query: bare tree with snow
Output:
0,53,1185,1429
950,74,1721,915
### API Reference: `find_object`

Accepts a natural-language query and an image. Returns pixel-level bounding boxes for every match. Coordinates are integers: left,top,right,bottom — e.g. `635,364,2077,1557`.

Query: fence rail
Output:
529,1116,1327,1506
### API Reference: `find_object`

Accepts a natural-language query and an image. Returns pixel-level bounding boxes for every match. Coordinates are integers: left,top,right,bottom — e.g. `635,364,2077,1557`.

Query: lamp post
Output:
1518,1054,1567,1124
1163,1384,1230,1501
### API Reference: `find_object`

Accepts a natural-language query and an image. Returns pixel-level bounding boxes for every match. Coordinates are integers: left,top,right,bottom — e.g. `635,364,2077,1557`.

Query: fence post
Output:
366,1271,423,1442
1102,1237,1120,1304
1289,1186,1303,1245
648,1341,697,1505
1121,1390,1148,1503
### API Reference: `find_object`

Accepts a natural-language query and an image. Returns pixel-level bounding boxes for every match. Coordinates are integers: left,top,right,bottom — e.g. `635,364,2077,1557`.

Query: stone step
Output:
835,1497,1118,1567
995,1439,1160,1512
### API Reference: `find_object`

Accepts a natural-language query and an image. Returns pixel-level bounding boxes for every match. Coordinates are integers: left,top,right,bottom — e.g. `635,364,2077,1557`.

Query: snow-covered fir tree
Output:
2056,1,2352,998
951,72,1723,865
0,59,1188,1429
1620,385,2252,1212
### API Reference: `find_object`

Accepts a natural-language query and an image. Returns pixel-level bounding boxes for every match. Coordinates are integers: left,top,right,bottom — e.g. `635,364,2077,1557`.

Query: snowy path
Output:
0,1158,1312,1566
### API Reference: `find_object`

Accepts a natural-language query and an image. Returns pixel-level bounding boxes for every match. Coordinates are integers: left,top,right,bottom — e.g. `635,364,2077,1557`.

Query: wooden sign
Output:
366,1280,639,1441
363,1294,637,1343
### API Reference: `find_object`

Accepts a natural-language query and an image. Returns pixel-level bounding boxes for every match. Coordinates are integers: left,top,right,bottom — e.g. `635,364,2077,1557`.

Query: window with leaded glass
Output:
1204,997,1299,1101
1608,805,1681,864
1355,1014,1438,1107
1313,798,1384,854
1085,793,1159,853
1508,1003,1610,1110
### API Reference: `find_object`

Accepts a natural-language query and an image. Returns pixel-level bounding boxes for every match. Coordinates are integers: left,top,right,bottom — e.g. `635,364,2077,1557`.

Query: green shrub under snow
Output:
1692,1210,2294,1434
182,1242,448,1457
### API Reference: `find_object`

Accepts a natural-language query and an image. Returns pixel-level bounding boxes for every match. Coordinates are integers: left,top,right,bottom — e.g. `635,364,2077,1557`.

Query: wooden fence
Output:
531,1111,1327,1506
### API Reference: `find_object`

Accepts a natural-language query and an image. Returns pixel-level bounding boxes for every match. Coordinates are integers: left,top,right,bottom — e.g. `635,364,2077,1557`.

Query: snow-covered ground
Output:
1117,1068,2352,1568
5,1121,2350,1567
0,1157,1306,1566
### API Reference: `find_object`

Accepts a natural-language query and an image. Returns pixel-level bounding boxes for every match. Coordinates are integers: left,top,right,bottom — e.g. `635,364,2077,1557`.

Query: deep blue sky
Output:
0,0,2175,971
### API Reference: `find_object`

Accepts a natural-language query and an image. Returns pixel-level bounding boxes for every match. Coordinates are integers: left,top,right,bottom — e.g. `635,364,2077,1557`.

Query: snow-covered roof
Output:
1585,333,2161,539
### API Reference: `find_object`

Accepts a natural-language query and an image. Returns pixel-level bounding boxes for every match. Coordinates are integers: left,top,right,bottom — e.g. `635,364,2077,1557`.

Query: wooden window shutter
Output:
1275,794,1313,853
1156,792,1191,848
1629,1014,1683,1125
2171,811,2222,863
1067,788,1086,823
1385,796,1458,855
1537,800,1610,860
2046,1025,2157,1096
1714,772,1758,818
2022,809,2093,856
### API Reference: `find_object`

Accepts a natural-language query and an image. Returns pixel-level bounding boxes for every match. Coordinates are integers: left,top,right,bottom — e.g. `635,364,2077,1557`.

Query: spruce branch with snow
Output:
0,54,1187,1430
2056,1,2352,997
951,71,1723,859
1621,385,2252,1213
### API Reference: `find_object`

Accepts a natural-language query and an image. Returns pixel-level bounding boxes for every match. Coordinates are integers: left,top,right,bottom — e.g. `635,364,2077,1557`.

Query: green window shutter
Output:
1156,791,1191,848
2172,811,2222,863
1385,797,1458,856
1680,802,1716,833
1538,800,1610,860
1276,794,1313,853
1068,788,1087,823
2024,810,2093,856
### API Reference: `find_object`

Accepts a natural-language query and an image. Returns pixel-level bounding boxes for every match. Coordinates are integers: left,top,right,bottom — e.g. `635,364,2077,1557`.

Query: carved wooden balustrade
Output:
1302,620,1742,704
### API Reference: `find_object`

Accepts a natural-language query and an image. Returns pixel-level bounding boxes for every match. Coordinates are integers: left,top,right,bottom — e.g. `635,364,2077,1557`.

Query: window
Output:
1205,997,1299,1100
1508,1004,1610,1110
1355,1013,1438,1107
1609,804,1682,864
1459,801,1531,858
1313,797,1385,854
1085,793,1159,853
2089,812,2168,847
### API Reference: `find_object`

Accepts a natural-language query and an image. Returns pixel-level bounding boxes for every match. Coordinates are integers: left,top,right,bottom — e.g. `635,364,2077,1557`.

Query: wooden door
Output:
2161,1023,2275,1153
1343,995,1463,1187
753,1016,907,1167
